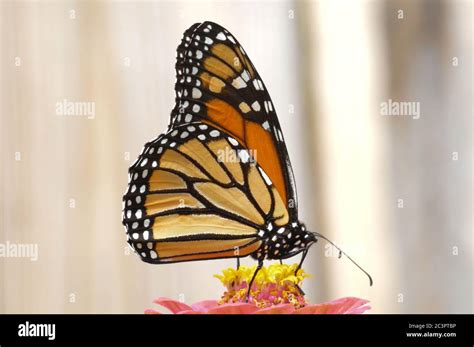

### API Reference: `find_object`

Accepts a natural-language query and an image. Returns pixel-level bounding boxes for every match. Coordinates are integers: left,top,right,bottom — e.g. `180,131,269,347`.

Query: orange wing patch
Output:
194,182,264,225
157,240,261,263
204,99,287,206
211,44,244,73
206,99,245,140
203,57,235,81
178,139,231,185
156,238,254,258
160,149,209,180
145,193,204,216
206,139,244,185
148,170,187,191
152,213,256,240
245,121,286,205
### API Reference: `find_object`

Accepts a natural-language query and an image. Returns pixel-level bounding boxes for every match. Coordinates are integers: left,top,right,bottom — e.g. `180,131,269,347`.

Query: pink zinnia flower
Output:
146,264,371,314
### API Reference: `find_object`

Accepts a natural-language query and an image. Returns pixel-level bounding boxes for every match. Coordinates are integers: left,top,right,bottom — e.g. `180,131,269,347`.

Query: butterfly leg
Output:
294,249,308,296
279,259,283,265
236,257,240,269
246,260,263,302
295,249,308,274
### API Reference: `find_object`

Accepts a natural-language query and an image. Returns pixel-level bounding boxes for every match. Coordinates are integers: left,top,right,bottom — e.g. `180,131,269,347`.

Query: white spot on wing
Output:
251,101,261,111
192,88,202,99
238,150,250,163
228,137,238,146
258,167,273,185
253,80,261,90
278,129,284,141
232,77,247,89
264,101,269,113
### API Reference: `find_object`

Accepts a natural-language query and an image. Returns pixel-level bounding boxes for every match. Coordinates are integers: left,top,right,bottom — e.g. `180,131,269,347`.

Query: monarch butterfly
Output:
122,21,372,290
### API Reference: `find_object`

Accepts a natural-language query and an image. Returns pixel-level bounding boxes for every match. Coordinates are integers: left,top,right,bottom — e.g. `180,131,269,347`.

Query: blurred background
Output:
0,0,472,313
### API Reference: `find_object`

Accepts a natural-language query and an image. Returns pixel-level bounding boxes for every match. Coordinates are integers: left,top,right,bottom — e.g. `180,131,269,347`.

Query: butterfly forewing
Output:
170,21,298,219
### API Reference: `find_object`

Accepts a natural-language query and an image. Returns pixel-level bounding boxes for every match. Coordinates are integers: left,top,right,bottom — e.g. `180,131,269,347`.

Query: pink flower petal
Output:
254,304,296,314
207,302,259,314
330,297,370,314
153,297,193,314
191,300,219,313
148,296,370,315
296,297,370,314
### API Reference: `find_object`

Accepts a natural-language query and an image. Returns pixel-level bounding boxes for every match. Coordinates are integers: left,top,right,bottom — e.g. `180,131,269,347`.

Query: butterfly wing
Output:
170,21,298,219
122,123,289,263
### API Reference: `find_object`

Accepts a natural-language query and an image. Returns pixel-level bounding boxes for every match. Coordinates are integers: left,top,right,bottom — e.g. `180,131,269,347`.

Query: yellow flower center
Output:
214,263,310,309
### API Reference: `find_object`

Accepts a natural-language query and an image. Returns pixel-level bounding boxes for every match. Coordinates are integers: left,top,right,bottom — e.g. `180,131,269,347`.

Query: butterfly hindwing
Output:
123,122,289,263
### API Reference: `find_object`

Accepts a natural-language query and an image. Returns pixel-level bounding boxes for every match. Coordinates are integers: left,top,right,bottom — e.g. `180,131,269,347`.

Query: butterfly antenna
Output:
312,231,373,286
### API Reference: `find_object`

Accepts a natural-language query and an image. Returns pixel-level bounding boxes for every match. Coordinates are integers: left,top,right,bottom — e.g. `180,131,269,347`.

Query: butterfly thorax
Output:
252,221,316,261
